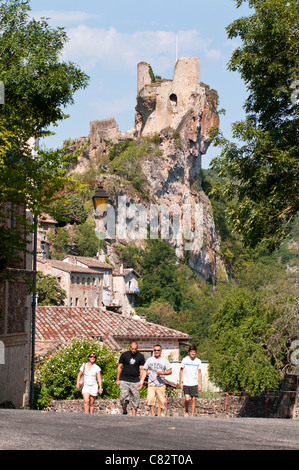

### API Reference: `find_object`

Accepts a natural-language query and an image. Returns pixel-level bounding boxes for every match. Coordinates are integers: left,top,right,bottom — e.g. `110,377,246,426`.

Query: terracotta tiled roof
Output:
38,259,100,275
64,256,113,270
38,213,58,224
36,306,190,354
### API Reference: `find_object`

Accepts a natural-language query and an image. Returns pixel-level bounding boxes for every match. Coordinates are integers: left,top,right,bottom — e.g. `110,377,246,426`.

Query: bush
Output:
34,338,119,408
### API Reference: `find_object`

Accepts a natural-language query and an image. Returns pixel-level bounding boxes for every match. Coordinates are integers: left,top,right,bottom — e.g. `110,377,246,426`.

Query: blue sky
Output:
29,0,251,169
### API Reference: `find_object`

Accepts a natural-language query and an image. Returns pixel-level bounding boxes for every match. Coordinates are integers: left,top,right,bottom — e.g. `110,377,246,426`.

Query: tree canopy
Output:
211,0,299,251
0,0,89,270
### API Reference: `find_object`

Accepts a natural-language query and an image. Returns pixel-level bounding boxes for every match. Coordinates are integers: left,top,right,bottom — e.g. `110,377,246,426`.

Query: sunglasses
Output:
89,355,96,358
154,349,161,352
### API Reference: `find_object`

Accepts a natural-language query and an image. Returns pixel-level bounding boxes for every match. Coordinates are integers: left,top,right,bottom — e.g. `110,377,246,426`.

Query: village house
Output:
37,258,108,308
62,256,113,309
112,266,140,316
36,213,57,259
37,256,141,316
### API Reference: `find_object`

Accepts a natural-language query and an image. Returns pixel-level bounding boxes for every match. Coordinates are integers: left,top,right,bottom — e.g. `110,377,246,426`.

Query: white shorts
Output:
82,384,98,397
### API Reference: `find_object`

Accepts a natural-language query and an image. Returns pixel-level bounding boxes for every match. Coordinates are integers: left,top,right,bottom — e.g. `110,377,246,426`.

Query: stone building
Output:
37,256,140,315
36,213,57,259
37,258,110,308
62,256,113,308
112,266,140,315
0,207,33,408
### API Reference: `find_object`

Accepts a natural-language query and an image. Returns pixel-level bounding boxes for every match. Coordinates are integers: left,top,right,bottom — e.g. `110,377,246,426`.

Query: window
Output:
169,93,177,105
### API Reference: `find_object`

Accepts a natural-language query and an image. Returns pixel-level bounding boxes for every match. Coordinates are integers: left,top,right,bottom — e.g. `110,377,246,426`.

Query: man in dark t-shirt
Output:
116,342,145,415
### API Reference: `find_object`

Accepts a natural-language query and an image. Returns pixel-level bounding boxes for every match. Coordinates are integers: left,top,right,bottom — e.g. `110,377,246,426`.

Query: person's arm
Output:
198,369,202,392
97,371,103,395
156,368,172,376
76,370,83,390
179,367,184,390
116,363,123,387
138,367,147,388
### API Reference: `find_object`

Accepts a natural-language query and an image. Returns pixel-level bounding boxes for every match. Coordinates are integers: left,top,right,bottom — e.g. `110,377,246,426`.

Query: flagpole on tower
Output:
176,34,178,62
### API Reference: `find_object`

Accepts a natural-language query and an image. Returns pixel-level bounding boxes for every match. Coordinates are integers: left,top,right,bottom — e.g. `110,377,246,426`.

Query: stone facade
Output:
135,58,218,145
112,267,140,316
37,259,105,308
0,269,33,408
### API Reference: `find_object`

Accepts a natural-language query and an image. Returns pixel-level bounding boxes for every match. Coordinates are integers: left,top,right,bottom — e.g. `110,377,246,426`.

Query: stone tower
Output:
135,57,213,139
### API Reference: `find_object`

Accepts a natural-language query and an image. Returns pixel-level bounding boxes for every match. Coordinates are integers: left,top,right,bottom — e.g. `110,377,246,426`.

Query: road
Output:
0,409,298,454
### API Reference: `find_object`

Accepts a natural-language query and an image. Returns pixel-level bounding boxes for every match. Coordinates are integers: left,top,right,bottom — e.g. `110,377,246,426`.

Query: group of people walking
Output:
76,342,202,416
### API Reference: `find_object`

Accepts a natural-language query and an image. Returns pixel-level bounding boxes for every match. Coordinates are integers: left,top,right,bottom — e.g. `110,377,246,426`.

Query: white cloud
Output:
62,25,223,73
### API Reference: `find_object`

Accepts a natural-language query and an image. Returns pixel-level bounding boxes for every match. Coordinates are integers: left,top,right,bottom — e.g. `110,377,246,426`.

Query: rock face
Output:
66,58,227,282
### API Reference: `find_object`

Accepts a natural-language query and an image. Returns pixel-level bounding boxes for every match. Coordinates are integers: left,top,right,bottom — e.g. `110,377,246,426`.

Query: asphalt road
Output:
0,409,298,453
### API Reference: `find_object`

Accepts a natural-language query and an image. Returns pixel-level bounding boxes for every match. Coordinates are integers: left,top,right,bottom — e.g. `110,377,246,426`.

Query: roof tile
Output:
36,306,189,353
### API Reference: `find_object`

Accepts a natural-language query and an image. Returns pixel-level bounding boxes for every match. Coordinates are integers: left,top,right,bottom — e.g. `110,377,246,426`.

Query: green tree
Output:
208,288,282,393
211,0,299,251
35,338,119,408
207,257,298,393
136,300,176,327
47,226,70,259
76,219,99,257
36,271,67,306
50,193,87,225
137,239,183,311
0,0,89,270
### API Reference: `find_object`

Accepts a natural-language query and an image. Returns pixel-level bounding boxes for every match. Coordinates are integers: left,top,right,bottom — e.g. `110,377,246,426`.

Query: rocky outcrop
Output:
65,58,227,282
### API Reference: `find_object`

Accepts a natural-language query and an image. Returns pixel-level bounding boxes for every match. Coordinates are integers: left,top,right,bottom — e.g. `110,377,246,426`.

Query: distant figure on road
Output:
76,352,102,414
179,345,202,417
116,341,145,415
139,345,172,417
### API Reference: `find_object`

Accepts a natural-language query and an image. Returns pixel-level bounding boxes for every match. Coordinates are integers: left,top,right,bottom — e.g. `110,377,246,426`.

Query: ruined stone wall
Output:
64,58,226,282
135,58,214,138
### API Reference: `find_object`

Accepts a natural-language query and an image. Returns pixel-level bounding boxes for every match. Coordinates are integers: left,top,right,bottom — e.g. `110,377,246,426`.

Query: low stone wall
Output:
45,397,242,418
43,374,299,418
45,393,298,419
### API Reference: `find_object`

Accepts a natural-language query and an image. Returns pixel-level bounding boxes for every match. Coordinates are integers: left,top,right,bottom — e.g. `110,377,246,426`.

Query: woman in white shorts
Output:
76,352,102,413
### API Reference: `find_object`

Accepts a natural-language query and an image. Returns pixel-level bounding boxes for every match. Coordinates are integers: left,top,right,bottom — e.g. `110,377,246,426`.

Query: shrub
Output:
34,338,119,408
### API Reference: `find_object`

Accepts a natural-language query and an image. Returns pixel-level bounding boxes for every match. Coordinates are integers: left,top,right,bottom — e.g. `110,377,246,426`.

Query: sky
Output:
29,0,251,169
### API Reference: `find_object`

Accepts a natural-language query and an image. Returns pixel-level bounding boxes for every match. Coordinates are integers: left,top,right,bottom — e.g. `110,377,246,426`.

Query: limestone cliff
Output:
65,58,227,282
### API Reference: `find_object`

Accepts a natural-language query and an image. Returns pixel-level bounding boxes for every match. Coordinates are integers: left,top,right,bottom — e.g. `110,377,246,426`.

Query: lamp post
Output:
30,213,37,408
92,184,109,215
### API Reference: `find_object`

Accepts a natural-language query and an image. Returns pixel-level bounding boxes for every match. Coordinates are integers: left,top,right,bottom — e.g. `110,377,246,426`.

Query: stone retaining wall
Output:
45,392,298,419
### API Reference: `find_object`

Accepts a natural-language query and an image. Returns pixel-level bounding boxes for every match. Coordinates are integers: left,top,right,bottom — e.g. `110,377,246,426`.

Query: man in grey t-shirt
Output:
139,345,172,416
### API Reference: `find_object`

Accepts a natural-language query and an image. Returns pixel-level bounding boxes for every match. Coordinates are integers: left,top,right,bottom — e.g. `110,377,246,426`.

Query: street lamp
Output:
92,184,109,215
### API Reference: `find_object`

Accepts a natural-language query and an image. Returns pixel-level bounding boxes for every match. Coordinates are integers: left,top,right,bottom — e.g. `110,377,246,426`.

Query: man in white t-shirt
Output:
179,345,202,417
